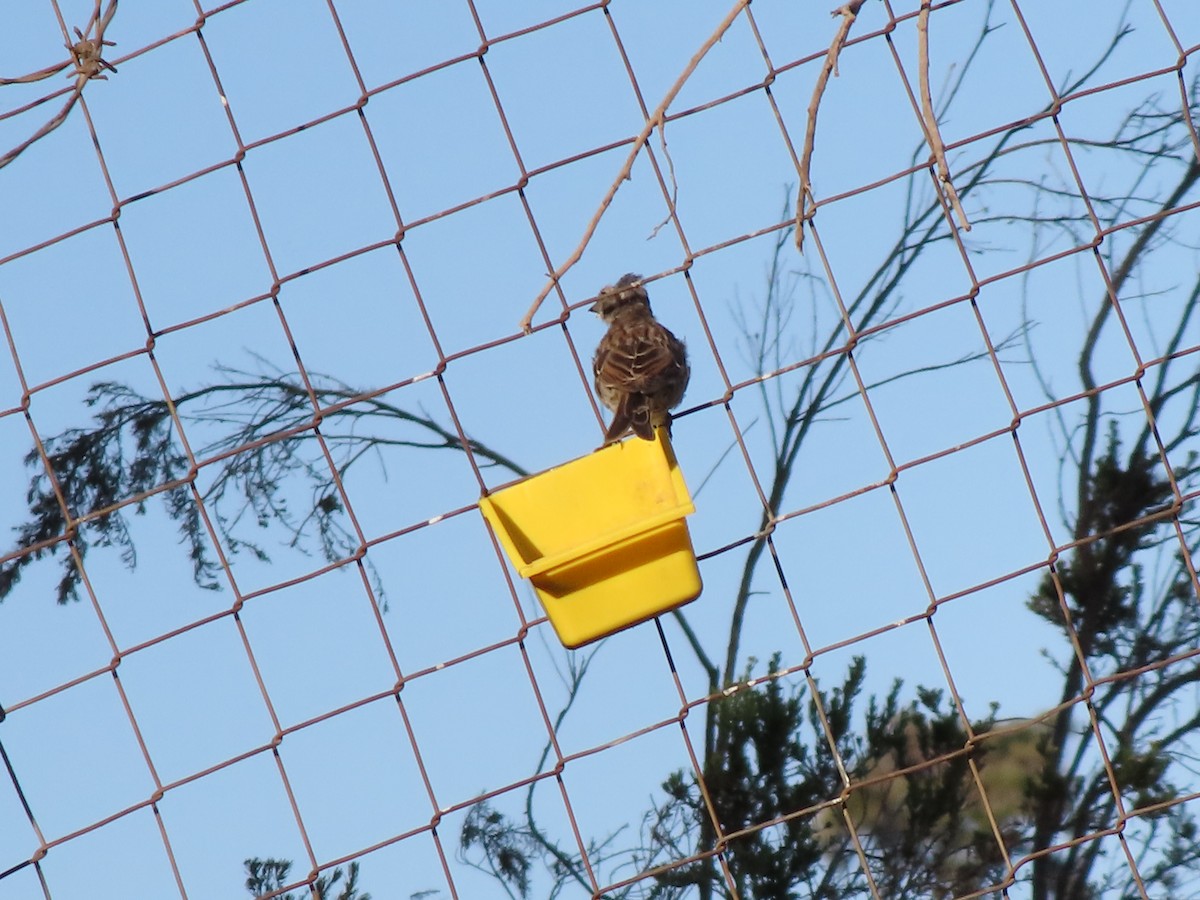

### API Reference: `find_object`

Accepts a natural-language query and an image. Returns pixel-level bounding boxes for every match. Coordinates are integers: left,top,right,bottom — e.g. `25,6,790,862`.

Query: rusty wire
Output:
1,0,1199,897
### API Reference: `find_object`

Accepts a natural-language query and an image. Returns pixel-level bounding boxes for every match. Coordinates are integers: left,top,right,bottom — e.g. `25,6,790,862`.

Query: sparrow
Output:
591,273,690,444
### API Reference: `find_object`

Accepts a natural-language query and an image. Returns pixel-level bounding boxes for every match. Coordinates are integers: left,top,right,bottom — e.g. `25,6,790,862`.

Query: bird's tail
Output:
604,394,654,443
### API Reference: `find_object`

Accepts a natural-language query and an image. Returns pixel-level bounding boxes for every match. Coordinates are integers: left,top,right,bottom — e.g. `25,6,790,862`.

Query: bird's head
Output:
589,273,651,323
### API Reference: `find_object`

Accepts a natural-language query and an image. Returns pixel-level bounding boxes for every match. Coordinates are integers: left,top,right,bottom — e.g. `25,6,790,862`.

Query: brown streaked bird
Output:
591,273,690,444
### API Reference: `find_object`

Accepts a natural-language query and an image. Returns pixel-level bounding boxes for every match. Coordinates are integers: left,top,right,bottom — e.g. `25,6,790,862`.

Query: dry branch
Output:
0,0,118,171
917,0,971,231
796,1,868,252
518,0,751,333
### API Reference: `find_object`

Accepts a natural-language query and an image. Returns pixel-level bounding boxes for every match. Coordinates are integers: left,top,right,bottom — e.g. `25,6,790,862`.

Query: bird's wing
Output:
594,323,685,393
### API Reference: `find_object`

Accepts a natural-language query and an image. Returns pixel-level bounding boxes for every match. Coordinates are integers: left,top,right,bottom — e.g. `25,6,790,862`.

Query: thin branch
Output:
525,648,604,895
1076,158,1200,518
917,0,971,231
646,121,680,241
670,608,720,694
0,0,118,170
796,0,867,252
518,0,751,332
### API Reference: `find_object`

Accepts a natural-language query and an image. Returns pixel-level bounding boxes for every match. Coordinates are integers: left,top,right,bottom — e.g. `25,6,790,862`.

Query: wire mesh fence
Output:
2,0,1200,897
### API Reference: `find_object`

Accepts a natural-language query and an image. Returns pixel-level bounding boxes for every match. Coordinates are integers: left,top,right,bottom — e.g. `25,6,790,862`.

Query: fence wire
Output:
2,0,1200,898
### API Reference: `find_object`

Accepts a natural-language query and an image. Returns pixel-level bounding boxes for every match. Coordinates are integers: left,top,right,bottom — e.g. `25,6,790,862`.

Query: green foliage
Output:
0,382,203,603
0,363,528,607
640,656,1033,900
1110,739,1174,812
460,803,537,898
244,857,370,900
1028,423,1174,654
693,653,830,898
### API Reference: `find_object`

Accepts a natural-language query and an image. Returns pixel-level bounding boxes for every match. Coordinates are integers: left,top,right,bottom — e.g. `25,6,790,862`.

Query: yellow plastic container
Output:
479,431,702,648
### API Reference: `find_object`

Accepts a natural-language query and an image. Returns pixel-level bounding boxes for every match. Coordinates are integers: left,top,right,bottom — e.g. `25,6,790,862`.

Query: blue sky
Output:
2,0,1199,897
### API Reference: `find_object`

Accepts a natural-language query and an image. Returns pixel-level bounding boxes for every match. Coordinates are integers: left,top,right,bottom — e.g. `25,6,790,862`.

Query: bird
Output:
591,273,690,444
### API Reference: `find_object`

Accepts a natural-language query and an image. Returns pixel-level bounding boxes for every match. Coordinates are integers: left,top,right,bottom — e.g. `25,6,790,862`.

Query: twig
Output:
0,0,118,171
796,1,867,253
518,0,751,333
917,0,971,231
646,122,679,240
0,59,72,86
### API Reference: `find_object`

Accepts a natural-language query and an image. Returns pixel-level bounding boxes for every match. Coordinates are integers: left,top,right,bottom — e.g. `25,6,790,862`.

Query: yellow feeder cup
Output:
479,431,702,648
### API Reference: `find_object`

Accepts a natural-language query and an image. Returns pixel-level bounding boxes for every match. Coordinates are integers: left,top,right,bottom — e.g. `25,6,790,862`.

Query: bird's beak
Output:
588,301,601,315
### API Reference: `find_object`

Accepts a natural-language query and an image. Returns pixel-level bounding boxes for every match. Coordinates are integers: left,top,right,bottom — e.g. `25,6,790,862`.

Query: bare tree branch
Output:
796,0,868,252
0,0,118,170
917,0,971,232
